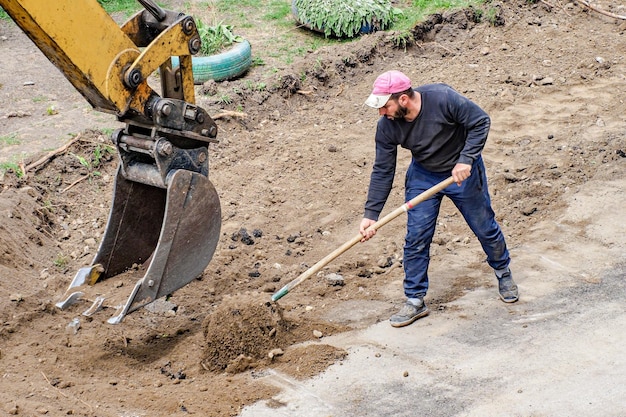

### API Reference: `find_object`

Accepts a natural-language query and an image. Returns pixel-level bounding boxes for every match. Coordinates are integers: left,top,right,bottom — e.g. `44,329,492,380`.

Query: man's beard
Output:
393,105,408,120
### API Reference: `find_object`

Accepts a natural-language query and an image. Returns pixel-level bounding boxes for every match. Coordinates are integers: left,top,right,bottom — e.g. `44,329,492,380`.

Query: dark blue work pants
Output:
403,156,510,299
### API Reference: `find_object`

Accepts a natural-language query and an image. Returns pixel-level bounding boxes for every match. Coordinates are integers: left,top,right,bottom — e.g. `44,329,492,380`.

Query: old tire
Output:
171,40,252,84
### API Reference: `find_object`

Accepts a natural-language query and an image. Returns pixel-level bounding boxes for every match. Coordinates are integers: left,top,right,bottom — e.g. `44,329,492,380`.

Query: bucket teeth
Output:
56,264,104,310
55,291,85,310
82,295,105,317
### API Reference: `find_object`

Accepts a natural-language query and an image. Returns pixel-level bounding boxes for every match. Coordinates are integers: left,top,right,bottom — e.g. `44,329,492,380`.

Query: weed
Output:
245,80,266,91
93,144,115,168
0,133,20,146
0,162,24,178
69,144,114,181
217,94,232,105
484,6,501,26
390,31,414,50
196,20,244,55
252,56,266,67
53,253,69,270
72,152,92,170
46,105,58,115
473,8,484,23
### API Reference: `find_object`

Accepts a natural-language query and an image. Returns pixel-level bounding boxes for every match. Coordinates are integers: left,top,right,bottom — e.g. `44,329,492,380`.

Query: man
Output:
360,70,518,328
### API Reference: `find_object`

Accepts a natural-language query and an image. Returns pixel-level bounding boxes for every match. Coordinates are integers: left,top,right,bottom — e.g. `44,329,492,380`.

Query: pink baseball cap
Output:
364,70,412,108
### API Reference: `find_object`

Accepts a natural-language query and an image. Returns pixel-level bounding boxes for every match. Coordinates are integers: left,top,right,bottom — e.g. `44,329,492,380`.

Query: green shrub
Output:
196,20,244,56
293,0,402,38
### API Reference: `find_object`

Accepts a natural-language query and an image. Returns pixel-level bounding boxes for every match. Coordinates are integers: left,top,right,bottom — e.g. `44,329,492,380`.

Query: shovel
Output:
271,176,455,302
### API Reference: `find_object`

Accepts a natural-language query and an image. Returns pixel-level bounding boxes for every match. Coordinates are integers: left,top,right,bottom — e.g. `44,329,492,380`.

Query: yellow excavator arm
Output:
1,0,222,324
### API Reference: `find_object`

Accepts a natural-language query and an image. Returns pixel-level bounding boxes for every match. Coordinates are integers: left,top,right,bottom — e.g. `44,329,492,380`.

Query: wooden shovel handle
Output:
271,176,454,302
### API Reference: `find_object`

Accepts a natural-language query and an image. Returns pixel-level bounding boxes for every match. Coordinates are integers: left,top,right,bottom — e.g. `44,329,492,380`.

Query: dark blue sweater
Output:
364,83,491,220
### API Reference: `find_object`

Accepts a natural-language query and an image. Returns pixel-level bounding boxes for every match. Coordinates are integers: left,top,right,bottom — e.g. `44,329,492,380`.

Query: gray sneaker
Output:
498,271,519,303
389,300,429,328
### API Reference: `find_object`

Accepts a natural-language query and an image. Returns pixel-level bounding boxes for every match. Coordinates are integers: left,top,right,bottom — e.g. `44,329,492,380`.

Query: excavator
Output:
1,0,222,323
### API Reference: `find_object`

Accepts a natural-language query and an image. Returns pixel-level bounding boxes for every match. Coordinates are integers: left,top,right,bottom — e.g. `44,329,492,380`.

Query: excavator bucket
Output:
2,0,223,324
56,165,221,324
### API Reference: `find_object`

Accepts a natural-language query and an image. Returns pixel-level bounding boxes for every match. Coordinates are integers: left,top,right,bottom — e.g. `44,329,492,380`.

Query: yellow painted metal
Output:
178,55,196,103
0,0,151,115
125,22,197,103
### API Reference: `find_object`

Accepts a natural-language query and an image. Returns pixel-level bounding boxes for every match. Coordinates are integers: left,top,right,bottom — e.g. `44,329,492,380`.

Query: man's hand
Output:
451,163,471,186
359,218,377,242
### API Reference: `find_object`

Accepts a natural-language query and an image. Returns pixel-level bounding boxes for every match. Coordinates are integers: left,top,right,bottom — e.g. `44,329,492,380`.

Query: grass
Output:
395,0,481,31
0,133,20,146
53,253,70,270
0,161,24,178
96,0,142,15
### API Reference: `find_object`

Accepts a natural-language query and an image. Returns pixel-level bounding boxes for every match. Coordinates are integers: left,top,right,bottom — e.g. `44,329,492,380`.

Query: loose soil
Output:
1,1,625,416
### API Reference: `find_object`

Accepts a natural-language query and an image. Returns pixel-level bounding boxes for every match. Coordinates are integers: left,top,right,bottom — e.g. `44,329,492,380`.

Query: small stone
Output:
403,371,409,377
66,318,80,334
377,256,393,268
268,348,284,359
326,273,344,286
538,77,554,85
313,330,323,338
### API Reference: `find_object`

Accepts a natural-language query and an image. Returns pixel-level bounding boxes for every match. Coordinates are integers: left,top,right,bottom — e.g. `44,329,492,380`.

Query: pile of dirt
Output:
202,294,296,372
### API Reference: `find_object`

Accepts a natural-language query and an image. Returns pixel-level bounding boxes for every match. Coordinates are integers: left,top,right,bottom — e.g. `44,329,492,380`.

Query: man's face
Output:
379,98,408,120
